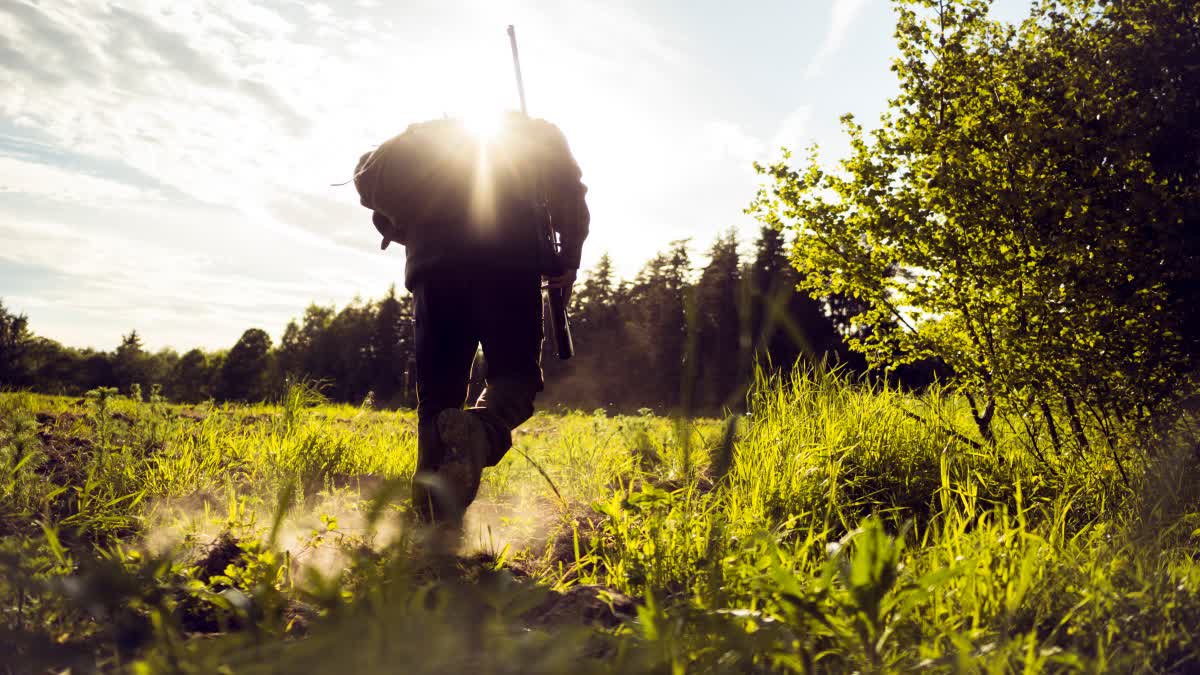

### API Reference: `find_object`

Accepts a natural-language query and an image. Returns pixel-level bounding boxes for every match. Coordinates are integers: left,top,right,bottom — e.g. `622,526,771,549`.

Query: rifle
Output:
507,24,575,361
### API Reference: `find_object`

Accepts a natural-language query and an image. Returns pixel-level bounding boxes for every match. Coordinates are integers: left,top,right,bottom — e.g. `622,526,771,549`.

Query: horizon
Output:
3,236,769,355
1,0,1029,352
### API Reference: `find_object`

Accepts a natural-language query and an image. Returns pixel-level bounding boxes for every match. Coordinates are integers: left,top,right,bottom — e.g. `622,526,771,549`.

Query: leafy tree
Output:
1096,0,1200,366
217,329,273,402
323,299,376,402
173,349,214,403
0,300,32,387
752,0,1199,453
24,338,79,394
277,304,336,385
77,350,115,393
138,348,179,398
275,319,303,389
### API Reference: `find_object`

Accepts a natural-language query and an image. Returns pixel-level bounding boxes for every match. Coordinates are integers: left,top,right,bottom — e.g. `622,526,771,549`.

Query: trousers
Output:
412,271,544,475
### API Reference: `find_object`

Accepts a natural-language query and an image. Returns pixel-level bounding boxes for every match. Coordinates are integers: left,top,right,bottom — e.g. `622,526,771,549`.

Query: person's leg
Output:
412,279,478,519
472,272,545,466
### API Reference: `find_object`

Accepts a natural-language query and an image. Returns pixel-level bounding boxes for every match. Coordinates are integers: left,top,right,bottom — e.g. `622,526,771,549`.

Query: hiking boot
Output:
435,408,488,515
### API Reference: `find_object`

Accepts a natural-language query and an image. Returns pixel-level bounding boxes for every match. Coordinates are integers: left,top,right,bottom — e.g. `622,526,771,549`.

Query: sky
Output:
0,0,1031,352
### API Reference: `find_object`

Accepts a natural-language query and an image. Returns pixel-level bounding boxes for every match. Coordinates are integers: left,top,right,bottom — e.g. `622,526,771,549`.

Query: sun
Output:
462,106,505,141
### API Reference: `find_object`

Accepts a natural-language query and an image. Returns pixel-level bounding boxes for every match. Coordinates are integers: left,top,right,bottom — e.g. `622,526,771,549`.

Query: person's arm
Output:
538,121,590,270
555,187,589,270
373,211,407,248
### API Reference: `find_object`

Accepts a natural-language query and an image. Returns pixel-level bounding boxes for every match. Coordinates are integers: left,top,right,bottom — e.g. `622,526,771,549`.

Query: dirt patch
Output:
35,411,84,431
34,431,93,487
327,473,390,497
176,410,208,422
195,532,245,584
168,490,224,515
238,414,279,426
525,584,640,628
33,410,176,484
178,534,254,635
453,551,530,578
613,471,719,498
416,552,639,629
541,506,607,583
459,492,563,557
281,600,320,636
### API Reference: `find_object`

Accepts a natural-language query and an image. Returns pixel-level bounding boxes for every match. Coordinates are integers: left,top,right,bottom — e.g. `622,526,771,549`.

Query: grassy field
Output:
2,373,1199,673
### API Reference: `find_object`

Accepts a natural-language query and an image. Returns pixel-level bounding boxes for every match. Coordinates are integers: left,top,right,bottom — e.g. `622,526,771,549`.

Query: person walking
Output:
354,112,589,524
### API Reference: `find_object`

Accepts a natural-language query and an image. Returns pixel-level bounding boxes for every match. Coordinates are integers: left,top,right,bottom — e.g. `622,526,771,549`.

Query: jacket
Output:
354,114,590,290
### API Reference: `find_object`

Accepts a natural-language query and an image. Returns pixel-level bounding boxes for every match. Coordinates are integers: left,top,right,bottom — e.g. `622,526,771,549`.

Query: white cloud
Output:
701,107,814,172
806,0,872,78
0,218,312,310
1,0,328,204
770,106,813,154
0,214,362,350
705,120,766,167
0,156,162,204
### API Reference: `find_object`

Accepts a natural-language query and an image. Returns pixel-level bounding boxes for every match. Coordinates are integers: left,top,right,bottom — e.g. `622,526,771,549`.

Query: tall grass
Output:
0,372,1197,673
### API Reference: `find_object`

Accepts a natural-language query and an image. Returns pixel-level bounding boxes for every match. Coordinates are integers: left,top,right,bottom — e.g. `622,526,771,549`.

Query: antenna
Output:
506,25,528,115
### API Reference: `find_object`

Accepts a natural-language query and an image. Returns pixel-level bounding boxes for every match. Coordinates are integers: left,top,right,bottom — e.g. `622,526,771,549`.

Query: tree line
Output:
0,226,896,414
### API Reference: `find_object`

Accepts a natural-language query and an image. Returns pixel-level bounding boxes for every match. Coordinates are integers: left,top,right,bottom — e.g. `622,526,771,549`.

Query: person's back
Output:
356,113,588,289
354,113,589,524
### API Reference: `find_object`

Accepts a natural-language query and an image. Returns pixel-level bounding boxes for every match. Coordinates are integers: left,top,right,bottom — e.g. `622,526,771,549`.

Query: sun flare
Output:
462,106,505,140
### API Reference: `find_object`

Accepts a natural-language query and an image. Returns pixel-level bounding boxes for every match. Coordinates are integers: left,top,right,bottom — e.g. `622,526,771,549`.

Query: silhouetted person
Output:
355,113,589,523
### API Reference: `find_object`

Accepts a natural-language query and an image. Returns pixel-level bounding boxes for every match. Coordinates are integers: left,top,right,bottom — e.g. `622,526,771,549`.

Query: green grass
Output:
1,371,1198,673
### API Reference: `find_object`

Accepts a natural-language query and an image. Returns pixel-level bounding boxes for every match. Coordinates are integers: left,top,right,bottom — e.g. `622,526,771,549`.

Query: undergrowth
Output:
0,371,1197,673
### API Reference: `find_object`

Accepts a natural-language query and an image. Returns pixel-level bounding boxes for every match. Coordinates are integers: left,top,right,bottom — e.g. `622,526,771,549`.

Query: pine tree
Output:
574,253,620,332
624,240,692,410
542,253,634,411
748,226,843,373
112,330,150,394
371,285,413,406
693,230,744,412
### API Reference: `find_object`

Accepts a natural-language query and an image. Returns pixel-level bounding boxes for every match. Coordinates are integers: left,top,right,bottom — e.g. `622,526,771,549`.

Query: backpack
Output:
354,115,579,272
354,119,479,240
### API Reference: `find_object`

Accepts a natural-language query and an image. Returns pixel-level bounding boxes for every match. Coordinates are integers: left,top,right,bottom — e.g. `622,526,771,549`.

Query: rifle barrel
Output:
507,24,574,361
506,25,528,115
549,289,574,360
